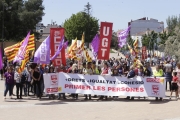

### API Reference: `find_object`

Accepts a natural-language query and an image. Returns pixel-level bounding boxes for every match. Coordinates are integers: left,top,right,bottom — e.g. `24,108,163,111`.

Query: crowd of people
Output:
1,54,180,101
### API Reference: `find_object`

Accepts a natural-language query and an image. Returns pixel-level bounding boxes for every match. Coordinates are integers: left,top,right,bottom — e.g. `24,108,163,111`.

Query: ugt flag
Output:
13,31,30,63
33,36,50,64
118,25,131,48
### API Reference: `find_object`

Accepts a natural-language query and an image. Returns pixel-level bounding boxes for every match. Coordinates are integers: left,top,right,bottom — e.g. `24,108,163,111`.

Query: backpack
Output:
20,73,27,84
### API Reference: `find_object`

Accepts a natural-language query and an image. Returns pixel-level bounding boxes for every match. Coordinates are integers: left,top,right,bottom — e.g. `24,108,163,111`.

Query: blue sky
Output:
42,0,180,31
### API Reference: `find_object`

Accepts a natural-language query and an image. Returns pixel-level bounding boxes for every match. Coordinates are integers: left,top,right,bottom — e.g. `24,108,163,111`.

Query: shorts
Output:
171,83,178,91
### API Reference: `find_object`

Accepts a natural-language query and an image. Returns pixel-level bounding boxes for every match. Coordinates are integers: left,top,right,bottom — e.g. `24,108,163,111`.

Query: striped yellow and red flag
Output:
71,33,85,60
67,37,77,55
4,34,35,62
127,44,134,55
18,50,29,73
85,48,92,62
133,35,138,49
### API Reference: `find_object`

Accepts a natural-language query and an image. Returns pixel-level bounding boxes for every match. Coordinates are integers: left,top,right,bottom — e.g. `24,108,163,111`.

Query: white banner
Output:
44,73,166,97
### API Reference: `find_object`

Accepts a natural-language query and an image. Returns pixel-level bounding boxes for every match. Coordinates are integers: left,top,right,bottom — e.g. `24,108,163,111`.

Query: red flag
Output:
97,22,113,60
50,28,66,66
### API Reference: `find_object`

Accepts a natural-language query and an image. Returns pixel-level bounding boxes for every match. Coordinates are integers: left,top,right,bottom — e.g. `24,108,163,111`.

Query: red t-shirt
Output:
67,67,72,73
173,77,178,82
57,69,67,73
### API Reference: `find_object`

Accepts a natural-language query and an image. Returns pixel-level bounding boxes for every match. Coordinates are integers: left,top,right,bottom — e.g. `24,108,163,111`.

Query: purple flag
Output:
118,25,131,48
50,35,64,60
161,55,164,61
91,34,99,61
0,47,3,70
13,31,30,63
33,36,50,64
64,41,68,49
168,55,170,61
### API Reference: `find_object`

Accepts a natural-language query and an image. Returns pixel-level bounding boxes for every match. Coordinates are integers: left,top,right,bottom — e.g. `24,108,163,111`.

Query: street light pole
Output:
1,2,4,56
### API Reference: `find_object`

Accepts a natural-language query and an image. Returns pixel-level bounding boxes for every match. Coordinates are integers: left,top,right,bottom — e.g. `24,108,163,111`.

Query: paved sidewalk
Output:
0,79,180,120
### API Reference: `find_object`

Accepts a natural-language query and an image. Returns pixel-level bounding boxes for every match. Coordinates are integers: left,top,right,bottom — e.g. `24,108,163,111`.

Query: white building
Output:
129,17,164,36
129,17,164,48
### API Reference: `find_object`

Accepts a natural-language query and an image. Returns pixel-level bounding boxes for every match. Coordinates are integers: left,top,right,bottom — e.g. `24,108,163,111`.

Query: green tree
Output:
166,15,180,32
0,0,44,41
64,12,99,43
160,26,180,60
142,31,158,55
158,31,174,45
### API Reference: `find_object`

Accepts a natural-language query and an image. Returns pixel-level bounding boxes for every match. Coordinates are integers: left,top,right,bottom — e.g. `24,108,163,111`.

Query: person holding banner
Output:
57,64,67,100
153,65,163,101
31,63,41,99
144,64,151,77
123,63,129,76
126,66,136,100
84,62,93,100
48,67,56,100
99,62,111,100
72,64,79,99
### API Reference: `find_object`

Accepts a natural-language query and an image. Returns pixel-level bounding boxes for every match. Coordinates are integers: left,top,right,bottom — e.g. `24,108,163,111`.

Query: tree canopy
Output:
166,15,180,32
0,0,44,41
159,26,180,60
63,11,99,43
142,31,158,55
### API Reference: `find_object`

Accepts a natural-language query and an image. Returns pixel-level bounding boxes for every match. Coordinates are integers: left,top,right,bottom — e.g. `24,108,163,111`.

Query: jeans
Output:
16,83,23,98
25,81,31,95
4,84,14,96
23,83,27,96
40,79,44,94
33,80,41,96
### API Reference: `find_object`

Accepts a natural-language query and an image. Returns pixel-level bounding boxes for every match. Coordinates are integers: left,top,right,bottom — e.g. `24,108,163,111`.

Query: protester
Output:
126,66,136,100
153,65,163,101
144,64,151,76
47,67,56,99
4,67,14,99
57,64,67,100
170,72,178,100
71,64,78,99
99,62,111,100
14,66,23,99
21,69,28,96
31,63,41,99
164,61,173,91
112,69,119,99
84,62,93,100
176,63,180,96
138,66,144,76
123,63,129,76
26,65,32,96
39,64,44,95
67,62,73,73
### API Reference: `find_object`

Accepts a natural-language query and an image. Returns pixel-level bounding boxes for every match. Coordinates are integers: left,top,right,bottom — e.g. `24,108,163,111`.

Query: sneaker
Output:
169,97,171,100
3,97,6,99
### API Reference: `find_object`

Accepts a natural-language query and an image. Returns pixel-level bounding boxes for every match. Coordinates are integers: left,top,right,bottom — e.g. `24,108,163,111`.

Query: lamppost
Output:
2,2,4,56
1,2,12,56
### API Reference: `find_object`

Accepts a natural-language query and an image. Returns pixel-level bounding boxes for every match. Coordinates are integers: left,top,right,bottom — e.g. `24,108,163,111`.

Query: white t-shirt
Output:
14,72,21,83
164,64,172,73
